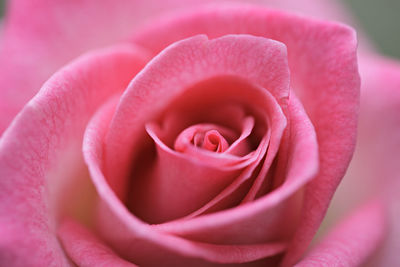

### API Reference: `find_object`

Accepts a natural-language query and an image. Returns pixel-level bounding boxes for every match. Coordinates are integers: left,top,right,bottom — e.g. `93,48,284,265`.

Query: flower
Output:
0,1,398,266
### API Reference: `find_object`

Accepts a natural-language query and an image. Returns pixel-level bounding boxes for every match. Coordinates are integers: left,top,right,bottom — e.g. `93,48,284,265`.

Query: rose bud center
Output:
174,124,231,153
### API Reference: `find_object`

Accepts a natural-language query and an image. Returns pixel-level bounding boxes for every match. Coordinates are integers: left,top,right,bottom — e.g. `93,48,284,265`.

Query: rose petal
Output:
104,33,290,207
157,103,250,148
84,67,317,265
128,122,250,223
0,0,218,134
83,81,289,265
0,44,149,266
226,116,255,155
237,0,355,22
296,199,386,266
323,55,400,266
136,76,287,221
58,219,137,267
156,92,318,245
146,122,256,169
131,7,359,264
0,0,366,136
174,124,231,153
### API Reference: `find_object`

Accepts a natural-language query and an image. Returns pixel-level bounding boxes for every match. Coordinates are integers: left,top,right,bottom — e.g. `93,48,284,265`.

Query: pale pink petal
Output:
358,56,400,267
234,0,372,50
296,199,386,266
58,219,137,267
0,44,149,266
234,0,355,23
0,0,364,134
323,55,400,266
0,0,213,133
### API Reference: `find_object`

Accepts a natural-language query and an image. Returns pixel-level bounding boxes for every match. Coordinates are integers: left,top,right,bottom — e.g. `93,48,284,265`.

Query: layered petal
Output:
0,0,214,133
80,33,321,264
82,75,288,265
58,219,137,267
130,6,359,264
105,34,290,203
0,44,149,266
297,199,386,266
0,2,365,266
156,91,318,246
323,55,400,266
0,0,363,134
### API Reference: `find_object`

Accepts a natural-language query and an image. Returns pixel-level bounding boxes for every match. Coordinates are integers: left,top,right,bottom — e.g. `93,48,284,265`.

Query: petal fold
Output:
296,199,386,267
58,219,137,267
0,44,149,266
131,6,359,263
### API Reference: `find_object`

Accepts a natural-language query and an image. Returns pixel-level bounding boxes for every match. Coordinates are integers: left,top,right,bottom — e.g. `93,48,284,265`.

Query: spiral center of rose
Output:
174,124,230,153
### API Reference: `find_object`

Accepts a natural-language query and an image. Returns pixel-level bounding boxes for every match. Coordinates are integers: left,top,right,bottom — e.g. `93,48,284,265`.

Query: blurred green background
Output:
0,0,399,58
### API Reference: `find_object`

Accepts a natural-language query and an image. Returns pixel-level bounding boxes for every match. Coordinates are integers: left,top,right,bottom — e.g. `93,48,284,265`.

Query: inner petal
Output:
175,124,232,153
128,123,251,224
204,130,228,152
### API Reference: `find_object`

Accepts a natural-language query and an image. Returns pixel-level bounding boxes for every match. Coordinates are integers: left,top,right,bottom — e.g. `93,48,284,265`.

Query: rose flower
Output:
0,1,398,266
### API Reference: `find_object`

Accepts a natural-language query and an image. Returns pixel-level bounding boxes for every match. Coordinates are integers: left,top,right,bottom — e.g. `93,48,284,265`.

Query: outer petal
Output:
58,219,137,267
0,44,149,266
0,0,364,134
296,199,386,267
322,55,400,266
130,6,359,265
0,0,213,133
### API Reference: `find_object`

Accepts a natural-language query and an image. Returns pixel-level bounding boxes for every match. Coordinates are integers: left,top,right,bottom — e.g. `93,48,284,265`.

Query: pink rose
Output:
0,1,398,266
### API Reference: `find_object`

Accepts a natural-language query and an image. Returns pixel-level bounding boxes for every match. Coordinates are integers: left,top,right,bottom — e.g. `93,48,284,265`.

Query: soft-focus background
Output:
0,0,399,58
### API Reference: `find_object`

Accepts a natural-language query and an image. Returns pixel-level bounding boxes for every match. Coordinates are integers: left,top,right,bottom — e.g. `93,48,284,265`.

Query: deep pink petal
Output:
59,219,286,267
0,44,149,266
131,7,359,264
101,34,291,229
156,102,251,149
296,199,386,266
173,124,232,153
82,78,289,265
226,116,255,155
58,219,137,267
105,34,290,204
177,84,286,218
156,92,318,246
84,74,317,264
146,122,256,169
129,122,249,223
128,67,289,222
